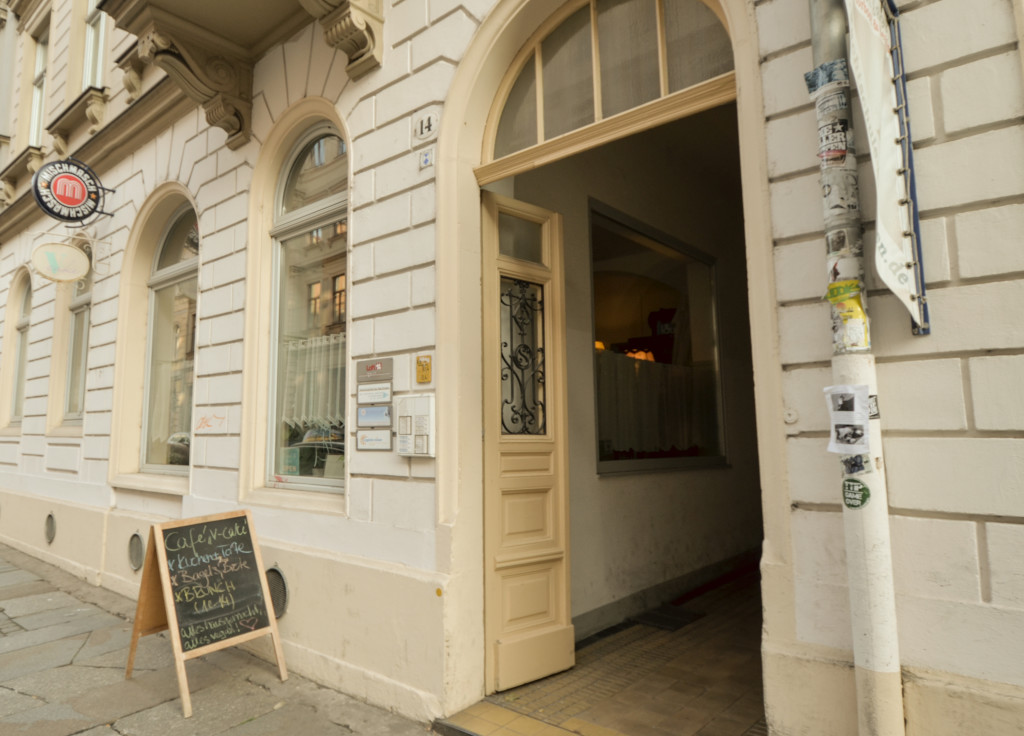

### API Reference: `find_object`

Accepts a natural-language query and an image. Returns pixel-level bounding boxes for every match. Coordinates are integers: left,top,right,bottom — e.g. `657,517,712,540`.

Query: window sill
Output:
245,484,346,516
46,425,83,439
0,425,22,437
111,472,189,496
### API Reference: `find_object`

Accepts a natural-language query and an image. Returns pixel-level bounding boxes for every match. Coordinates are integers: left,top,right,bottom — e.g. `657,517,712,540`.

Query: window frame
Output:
28,28,48,148
588,201,727,474
62,276,91,424
139,204,199,475
10,280,32,425
265,124,349,494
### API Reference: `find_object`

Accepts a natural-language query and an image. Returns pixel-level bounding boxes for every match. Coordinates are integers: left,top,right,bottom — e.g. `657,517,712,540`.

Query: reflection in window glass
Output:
281,135,347,214
591,212,722,465
144,209,198,469
65,273,93,420
272,220,347,483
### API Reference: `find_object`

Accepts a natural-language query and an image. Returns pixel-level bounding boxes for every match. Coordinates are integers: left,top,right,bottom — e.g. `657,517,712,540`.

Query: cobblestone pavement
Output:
0,543,434,736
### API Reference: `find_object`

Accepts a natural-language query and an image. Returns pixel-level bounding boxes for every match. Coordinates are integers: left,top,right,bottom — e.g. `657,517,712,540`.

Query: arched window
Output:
11,280,32,423
142,206,199,470
269,127,348,490
491,0,733,160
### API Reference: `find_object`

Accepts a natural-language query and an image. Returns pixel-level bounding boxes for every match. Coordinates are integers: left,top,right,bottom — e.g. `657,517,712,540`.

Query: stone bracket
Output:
47,87,110,157
300,0,384,80
137,25,253,150
0,146,43,206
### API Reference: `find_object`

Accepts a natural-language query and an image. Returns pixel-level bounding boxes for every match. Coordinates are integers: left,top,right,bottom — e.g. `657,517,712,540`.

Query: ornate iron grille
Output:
500,277,546,434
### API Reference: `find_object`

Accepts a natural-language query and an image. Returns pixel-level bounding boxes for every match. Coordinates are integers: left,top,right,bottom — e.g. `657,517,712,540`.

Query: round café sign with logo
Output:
32,160,103,223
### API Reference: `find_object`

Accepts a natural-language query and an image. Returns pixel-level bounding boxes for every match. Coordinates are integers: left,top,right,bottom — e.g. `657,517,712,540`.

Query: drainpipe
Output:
806,1,906,734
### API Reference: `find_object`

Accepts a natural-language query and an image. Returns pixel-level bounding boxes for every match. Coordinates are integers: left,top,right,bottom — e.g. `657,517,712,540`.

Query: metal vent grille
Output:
128,532,145,571
265,566,288,618
45,513,56,545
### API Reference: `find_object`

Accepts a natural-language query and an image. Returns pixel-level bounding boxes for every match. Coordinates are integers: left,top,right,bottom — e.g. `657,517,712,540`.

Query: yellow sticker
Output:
416,355,432,384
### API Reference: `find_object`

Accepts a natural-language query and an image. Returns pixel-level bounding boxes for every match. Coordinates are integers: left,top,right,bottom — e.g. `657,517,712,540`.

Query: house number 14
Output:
415,112,440,140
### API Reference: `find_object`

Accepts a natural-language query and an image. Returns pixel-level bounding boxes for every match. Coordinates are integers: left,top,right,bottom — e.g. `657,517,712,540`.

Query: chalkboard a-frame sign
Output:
124,510,287,717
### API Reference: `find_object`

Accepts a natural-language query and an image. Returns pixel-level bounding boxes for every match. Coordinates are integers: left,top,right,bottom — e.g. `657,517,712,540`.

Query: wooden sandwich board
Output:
124,510,287,717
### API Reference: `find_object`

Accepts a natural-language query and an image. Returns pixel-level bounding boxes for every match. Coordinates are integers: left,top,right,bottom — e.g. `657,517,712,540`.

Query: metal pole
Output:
806,2,906,734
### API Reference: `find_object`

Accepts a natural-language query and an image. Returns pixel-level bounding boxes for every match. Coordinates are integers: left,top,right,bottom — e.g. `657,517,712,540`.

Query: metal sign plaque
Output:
356,358,394,383
32,159,105,223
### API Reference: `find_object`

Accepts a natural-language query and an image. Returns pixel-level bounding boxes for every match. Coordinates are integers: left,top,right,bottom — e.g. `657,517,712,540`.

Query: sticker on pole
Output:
824,384,870,455
842,478,871,509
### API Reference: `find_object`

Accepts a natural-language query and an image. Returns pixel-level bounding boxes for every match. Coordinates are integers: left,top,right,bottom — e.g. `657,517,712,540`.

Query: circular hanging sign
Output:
31,242,91,283
32,160,103,223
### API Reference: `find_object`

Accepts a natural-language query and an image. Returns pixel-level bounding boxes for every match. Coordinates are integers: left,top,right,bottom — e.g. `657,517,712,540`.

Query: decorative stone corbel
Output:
48,87,109,157
136,26,253,150
299,0,384,80
117,45,146,104
0,145,43,205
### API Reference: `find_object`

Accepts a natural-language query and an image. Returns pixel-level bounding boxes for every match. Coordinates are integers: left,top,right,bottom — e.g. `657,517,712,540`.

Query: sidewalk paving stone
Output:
0,544,436,736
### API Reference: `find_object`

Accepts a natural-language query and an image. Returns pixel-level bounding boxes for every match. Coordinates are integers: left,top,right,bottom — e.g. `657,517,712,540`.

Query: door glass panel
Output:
500,277,546,435
542,6,594,140
499,212,543,264
664,0,734,93
597,0,660,118
495,56,539,159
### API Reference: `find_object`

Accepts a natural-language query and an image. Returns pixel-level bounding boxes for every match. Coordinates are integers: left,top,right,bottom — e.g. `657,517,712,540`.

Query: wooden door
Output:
482,192,573,692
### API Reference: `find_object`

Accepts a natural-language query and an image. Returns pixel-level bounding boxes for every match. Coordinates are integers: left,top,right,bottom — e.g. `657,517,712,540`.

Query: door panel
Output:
483,192,573,692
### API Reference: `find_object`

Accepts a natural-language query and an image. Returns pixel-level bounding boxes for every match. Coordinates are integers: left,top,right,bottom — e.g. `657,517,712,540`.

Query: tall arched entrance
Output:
434,0,786,728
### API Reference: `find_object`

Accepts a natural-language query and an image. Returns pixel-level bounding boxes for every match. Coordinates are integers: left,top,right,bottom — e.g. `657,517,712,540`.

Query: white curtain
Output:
280,333,346,428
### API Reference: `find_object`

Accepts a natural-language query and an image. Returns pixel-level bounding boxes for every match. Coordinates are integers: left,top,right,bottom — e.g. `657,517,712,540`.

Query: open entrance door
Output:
482,192,573,693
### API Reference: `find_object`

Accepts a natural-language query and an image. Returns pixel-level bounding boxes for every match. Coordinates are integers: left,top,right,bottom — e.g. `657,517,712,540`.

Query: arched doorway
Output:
434,0,787,722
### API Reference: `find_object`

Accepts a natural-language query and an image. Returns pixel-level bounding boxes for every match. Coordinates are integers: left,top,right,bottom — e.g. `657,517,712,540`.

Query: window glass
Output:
494,56,538,159
664,0,734,93
83,0,105,89
281,135,347,214
29,31,48,148
591,212,722,467
500,277,546,435
542,6,594,140
144,208,198,469
65,273,92,420
12,283,32,422
597,0,660,118
272,220,347,484
498,212,543,264
271,129,348,491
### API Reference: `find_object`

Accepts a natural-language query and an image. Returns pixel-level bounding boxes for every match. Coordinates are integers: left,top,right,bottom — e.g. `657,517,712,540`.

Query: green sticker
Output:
842,478,870,509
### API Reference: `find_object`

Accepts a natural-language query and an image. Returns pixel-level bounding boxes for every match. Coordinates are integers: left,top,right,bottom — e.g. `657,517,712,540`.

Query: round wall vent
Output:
128,532,145,571
45,513,56,545
265,566,288,619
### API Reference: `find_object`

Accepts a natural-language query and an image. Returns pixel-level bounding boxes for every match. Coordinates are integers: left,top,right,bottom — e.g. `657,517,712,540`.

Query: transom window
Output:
269,128,348,491
143,206,199,471
492,0,733,160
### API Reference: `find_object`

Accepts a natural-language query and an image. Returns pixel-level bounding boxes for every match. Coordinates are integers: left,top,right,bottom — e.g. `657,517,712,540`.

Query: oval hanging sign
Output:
31,242,91,282
32,159,103,223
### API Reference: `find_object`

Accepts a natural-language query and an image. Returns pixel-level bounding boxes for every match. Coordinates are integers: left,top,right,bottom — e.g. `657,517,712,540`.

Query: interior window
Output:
143,207,199,470
270,131,348,490
591,210,724,469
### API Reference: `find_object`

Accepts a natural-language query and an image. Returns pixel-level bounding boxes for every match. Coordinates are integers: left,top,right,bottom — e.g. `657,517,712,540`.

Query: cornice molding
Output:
47,86,110,157
299,0,383,79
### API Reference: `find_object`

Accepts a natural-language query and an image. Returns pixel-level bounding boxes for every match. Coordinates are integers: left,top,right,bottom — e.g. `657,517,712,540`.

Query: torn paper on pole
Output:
845,0,926,329
824,384,870,455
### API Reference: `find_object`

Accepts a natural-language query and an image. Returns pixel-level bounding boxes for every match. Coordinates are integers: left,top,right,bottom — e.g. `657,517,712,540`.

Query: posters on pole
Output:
824,384,870,455
845,0,924,326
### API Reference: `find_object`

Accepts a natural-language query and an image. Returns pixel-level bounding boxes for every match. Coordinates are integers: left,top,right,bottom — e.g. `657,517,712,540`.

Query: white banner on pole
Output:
845,0,922,325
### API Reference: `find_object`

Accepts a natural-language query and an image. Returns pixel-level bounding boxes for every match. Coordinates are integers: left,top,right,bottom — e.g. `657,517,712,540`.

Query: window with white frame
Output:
82,0,105,89
64,271,92,422
142,206,199,470
269,128,348,490
29,29,48,148
11,279,32,424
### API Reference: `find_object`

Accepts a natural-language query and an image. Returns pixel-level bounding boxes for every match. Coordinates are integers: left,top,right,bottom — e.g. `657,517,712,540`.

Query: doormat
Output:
631,603,704,631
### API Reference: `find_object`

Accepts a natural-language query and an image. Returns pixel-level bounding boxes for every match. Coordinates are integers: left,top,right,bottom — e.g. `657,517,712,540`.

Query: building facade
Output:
0,0,1021,733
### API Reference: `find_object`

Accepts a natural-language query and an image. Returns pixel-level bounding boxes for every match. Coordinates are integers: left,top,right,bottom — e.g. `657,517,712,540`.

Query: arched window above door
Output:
492,0,733,160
